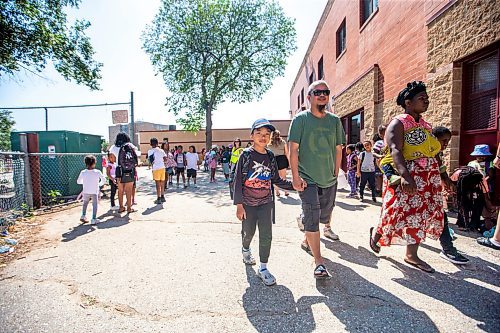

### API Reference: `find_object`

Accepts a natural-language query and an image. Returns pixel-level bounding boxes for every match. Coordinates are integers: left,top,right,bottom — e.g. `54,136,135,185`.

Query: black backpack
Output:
118,143,138,172
229,148,278,199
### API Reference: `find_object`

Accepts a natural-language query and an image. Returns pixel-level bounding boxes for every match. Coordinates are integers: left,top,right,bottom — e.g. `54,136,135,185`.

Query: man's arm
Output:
335,145,342,177
289,142,306,191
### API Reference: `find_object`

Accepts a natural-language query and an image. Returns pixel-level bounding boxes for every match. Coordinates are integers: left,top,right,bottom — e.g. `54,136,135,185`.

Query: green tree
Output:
0,0,102,90
142,0,296,148
0,110,15,151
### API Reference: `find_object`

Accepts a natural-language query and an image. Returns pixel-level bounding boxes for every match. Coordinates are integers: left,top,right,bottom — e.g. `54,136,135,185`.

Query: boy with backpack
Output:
233,118,293,286
147,138,167,204
356,140,377,202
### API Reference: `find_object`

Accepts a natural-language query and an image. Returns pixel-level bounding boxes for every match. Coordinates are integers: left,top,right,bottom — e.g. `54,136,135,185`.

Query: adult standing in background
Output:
288,80,346,279
230,138,244,170
268,130,290,197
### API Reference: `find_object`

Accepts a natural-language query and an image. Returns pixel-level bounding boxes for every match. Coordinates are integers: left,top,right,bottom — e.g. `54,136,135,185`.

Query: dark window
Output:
297,95,300,109
340,109,364,171
300,88,304,105
336,19,346,58
463,52,498,131
318,56,324,79
360,0,378,26
309,73,314,84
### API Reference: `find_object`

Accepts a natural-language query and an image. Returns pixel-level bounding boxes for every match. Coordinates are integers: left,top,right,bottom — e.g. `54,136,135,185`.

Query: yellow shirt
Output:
380,114,441,167
230,147,243,164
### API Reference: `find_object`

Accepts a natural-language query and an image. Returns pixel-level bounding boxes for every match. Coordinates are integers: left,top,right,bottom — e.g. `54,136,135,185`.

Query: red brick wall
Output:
290,0,451,116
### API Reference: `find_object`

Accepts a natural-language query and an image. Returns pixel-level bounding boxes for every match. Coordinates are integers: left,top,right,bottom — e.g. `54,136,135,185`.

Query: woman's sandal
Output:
369,227,381,254
127,209,137,214
118,207,126,213
284,192,290,197
314,264,331,279
404,259,435,273
275,191,281,197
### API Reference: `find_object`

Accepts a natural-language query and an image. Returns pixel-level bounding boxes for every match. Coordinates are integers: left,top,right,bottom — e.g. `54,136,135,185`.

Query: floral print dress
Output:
376,114,444,246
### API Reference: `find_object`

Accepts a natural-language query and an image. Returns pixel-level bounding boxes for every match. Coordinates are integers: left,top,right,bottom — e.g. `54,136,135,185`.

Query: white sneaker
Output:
297,213,304,231
258,268,276,286
242,248,256,265
324,227,339,241
90,218,100,225
110,206,119,211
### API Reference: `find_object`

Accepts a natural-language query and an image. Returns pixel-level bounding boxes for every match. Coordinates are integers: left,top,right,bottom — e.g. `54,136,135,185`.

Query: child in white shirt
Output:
77,155,106,224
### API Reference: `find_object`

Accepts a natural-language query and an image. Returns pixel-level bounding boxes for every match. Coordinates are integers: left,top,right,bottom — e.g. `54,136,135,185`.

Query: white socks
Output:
260,263,267,271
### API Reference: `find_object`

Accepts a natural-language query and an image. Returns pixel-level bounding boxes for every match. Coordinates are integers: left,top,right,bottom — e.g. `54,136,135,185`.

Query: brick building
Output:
290,0,499,183
108,121,174,145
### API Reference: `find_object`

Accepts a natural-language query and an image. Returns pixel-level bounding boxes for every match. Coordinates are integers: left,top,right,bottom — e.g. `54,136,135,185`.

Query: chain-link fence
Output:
28,153,105,206
0,152,26,213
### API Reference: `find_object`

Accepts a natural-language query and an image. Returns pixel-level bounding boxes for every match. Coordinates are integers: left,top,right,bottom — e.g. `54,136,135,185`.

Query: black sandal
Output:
301,243,313,256
314,264,331,279
369,227,381,254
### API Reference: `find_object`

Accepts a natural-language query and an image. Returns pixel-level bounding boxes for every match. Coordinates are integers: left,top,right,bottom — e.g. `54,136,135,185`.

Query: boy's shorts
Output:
222,163,230,175
299,183,338,232
176,167,185,173
166,167,174,175
152,169,166,181
187,168,197,178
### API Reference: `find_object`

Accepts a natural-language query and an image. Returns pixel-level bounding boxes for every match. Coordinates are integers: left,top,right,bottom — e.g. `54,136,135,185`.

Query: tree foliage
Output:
0,0,102,90
0,110,15,151
142,0,296,148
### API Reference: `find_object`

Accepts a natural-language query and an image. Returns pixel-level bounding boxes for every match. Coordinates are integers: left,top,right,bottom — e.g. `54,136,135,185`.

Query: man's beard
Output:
317,103,327,112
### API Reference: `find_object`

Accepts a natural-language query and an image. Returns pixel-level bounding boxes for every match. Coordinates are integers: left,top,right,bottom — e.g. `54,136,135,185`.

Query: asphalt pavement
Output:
0,167,499,333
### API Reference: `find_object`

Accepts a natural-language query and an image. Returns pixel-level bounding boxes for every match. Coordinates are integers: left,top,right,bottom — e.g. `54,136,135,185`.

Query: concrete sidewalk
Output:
0,167,498,332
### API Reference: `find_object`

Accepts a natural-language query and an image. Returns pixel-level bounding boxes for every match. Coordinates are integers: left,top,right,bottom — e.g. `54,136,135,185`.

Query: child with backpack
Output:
147,138,167,204
208,148,218,182
345,144,359,198
77,155,106,225
174,146,187,189
233,118,293,286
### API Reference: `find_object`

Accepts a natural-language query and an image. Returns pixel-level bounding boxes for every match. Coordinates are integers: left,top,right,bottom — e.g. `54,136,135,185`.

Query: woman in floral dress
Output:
369,81,444,273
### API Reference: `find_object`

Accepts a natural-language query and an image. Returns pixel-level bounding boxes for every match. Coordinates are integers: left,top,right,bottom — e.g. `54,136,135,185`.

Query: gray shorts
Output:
298,183,338,232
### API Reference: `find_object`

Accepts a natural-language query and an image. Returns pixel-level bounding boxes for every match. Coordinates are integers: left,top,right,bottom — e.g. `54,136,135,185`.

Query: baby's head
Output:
432,126,452,152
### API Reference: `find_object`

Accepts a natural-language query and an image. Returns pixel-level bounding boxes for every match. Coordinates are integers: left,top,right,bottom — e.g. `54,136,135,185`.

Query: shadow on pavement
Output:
321,238,380,268
383,256,500,332
242,265,317,332
335,201,369,211
142,204,164,215
276,195,301,205
311,258,440,332
61,223,97,242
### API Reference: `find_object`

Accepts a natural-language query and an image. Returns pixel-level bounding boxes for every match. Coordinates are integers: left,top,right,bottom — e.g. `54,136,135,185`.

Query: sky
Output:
0,0,327,141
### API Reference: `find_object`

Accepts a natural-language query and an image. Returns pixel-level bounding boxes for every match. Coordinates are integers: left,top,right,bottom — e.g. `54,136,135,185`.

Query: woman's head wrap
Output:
396,81,427,107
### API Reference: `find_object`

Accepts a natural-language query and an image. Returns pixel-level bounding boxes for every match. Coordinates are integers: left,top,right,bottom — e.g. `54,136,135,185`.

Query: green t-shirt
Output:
288,110,346,188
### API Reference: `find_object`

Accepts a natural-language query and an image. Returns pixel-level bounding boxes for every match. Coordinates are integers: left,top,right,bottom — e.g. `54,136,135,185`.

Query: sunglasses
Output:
311,89,330,96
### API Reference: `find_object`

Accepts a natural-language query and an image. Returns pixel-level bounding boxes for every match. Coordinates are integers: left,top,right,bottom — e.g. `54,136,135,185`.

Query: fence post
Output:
19,134,34,208
27,133,42,209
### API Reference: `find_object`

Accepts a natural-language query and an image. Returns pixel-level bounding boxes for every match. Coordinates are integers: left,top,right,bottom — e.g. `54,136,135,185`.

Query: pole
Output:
44,107,48,131
130,91,135,146
19,134,33,208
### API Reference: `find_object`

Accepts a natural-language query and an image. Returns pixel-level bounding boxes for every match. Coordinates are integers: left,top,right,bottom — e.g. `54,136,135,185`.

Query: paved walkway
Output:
0,167,499,332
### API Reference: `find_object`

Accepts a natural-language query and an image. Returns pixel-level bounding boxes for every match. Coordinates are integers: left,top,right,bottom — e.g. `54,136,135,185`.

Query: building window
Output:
300,88,304,105
297,95,300,109
309,72,314,84
360,0,378,26
342,109,364,145
318,56,324,79
336,19,346,58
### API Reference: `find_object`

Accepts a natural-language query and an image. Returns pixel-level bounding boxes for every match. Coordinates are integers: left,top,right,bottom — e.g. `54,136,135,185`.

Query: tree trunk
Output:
205,104,212,150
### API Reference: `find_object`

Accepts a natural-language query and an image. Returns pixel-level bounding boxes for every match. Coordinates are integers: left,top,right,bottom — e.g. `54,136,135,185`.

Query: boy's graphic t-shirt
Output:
175,152,185,168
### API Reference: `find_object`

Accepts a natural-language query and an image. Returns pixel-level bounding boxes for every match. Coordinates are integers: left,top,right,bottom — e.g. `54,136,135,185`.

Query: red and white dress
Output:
376,114,444,246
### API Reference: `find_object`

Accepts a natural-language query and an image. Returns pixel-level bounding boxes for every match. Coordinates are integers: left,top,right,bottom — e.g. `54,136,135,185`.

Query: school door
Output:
341,109,364,171
460,46,500,203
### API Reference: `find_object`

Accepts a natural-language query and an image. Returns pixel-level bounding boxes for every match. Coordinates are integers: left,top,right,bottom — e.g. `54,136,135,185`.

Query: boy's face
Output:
437,134,451,151
476,156,486,162
251,127,272,148
363,142,372,151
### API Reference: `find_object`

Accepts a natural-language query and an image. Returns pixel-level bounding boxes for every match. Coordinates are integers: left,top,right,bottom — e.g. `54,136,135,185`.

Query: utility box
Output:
11,131,103,199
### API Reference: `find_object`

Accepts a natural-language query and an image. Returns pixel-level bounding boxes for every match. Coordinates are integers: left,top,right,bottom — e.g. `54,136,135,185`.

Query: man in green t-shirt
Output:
288,80,346,279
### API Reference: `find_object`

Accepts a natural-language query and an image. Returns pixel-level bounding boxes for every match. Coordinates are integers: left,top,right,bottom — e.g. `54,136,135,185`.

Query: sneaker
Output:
296,214,304,231
183,185,188,189
359,196,364,202
324,227,339,241
90,218,100,225
372,197,377,203
154,198,162,204
160,196,166,203
242,248,256,265
110,206,119,211
80,216,88,223
440,250,469,265
258,268,276,286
